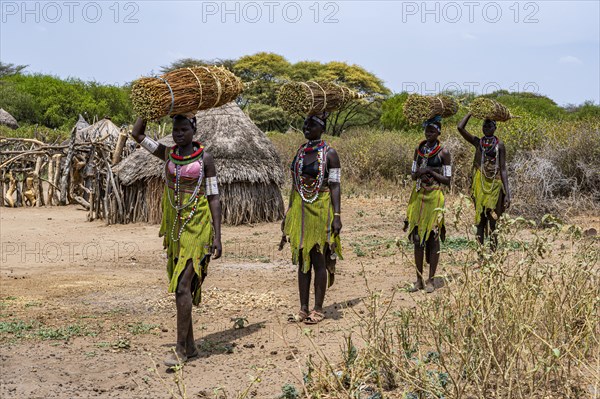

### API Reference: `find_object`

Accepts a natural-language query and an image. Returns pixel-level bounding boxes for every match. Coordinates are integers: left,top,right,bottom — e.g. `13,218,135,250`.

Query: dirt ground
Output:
1,197,598,399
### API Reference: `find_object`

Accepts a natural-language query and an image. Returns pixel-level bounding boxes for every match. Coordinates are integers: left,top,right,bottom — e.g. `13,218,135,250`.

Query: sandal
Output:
288,309,309,323
304,310,325,325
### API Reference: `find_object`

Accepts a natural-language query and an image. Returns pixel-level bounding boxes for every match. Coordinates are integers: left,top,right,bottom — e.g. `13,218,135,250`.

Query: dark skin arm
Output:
457,113,479,147
327,148,342,236
414,149,452,187
203,151,222,259
498,141,511,209
130,117,168,160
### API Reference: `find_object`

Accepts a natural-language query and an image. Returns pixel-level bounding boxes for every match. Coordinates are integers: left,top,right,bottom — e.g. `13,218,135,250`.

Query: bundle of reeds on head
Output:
403,94,459,125
130,66,244,120
469,97,513,121
277,81,362,116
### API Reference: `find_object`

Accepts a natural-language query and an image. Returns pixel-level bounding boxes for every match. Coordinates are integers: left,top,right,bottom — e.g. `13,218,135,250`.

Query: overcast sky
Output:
1,0,598,105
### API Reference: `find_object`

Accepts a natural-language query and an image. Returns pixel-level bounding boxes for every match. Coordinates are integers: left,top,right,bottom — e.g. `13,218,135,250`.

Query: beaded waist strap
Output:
166,178,206,195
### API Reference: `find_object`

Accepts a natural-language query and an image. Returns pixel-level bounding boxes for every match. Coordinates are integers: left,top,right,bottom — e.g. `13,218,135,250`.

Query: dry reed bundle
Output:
403,94,458,125
131,66,244,120
469,97,513,121
277,81,361,116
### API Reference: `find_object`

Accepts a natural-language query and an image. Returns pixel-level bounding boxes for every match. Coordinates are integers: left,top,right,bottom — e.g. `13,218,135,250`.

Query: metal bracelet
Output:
329,168,341,183
443,165,452,177
140,136,159,153
205,176,219,195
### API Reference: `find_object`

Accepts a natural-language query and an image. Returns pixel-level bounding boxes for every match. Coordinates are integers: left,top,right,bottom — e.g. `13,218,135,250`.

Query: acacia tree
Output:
308,61,390,136
0,62,28,78
233,53,292,131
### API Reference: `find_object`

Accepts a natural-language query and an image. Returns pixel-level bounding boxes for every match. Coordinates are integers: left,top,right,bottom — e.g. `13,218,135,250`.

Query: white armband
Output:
328,168,341,183
140,136,159,153
205,176,219,196
443,165,452,177
411,161,417,173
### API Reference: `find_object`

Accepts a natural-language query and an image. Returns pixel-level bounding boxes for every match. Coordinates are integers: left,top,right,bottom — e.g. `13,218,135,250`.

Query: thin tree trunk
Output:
47,155,55,206
59,126,77,205
112,131,128,165
33,156,43,207
52,154,62,204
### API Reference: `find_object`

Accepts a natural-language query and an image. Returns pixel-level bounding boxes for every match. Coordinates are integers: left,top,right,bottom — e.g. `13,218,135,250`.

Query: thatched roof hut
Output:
113,102,284,225
76,118,121,146
0,108,19,130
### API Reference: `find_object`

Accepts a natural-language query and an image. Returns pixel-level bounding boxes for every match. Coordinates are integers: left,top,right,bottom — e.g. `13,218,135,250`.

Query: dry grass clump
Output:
301,214,599,398
508,126,600,219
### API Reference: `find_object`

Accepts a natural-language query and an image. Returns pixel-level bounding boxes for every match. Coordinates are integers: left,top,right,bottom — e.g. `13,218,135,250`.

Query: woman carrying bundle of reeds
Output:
280,113,343,324
130,114,222,367
404,116,452,293
457,114,510,250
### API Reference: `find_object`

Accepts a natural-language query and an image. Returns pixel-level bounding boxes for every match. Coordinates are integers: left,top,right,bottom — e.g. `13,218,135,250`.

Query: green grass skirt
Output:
284,190,343,285
406,185,445,245
471,168,505,224
159,186,214,306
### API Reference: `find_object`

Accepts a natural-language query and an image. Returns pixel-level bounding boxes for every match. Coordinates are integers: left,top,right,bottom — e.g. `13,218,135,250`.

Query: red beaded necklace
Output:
417,140,442,159
169,141,204,165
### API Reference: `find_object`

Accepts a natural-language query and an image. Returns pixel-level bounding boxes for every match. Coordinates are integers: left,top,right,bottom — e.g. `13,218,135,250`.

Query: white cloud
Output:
559,56,583,65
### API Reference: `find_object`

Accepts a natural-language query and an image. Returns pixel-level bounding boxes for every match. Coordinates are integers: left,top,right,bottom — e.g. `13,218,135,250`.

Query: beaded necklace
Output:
417,140,442,159
416,140,442,191
293,140,327,203
479,136,499,194
166,142,205,242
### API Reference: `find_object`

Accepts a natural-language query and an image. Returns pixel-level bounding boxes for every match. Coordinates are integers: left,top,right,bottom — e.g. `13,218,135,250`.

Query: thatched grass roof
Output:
114,102,284,187
0,108,19,130
77,118,121,146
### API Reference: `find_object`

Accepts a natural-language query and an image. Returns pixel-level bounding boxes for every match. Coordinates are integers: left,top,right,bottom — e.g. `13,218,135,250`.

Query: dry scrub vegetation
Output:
294,213,599,398
269,118,600,221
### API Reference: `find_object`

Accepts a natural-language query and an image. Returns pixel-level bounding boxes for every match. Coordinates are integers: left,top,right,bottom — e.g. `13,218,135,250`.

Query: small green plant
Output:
36,324,85,340
278,383,299,399
127,322,159,335
0,319,34,337
353,245,366,257
111,338,130,350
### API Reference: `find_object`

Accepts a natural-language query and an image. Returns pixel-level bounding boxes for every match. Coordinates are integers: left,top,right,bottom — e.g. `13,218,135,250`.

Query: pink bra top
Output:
166,159,203,179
